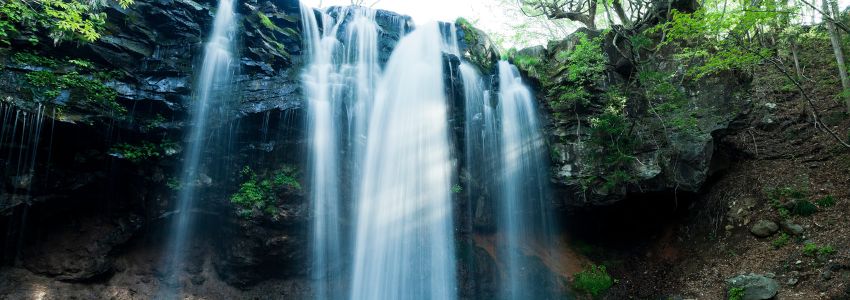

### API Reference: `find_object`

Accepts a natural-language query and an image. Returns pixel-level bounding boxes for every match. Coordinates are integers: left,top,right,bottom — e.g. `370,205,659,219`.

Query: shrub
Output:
815,195,836,208
819,245,836,256
110,142,160,162
772,233,789,249
451,184,462,194
791,200,817,216
803,243,835,257
573,264,614,297
728,287,745,300
230,166,300,219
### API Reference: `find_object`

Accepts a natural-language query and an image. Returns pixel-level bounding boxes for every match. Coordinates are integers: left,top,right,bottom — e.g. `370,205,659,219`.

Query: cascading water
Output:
301,7,554,299
300,4,382,299
350,23,457,300
496,60,553,299
161,0,235,295
0,103,52,265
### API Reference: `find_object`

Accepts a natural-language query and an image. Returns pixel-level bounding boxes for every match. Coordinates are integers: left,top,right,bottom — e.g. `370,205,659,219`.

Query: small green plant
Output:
772,233,789,249
728,286,745,300
815,195,836,208
456,17,479,46
166,178,181,191
143,114,167,131
230,166,301,219
767,185,810,219
451,184,463,194
819,245,836,256
803,243,835,257
573,264,614,297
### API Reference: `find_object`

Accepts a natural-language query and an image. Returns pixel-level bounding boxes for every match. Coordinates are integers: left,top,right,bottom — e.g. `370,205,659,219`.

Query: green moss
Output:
257,12,279,31
573,264,614,297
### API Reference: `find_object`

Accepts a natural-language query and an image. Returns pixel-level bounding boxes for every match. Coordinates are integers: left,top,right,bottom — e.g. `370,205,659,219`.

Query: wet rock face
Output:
0,0,309,287
215,218,309,287
23,214,143,281
517,30,749,209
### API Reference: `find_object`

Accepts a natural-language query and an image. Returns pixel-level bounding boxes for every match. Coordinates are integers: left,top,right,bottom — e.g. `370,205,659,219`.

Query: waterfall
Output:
496,61,553,299
350,23,457,300
300,4,382,299
162,0,235,295
300,5,345,299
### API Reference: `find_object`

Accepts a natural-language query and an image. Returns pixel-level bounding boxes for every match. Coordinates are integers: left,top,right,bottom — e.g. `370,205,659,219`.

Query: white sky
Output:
301,0,527,46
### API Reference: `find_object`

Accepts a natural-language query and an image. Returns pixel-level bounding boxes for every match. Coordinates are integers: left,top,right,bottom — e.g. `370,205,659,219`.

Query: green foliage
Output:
651,5,781,79
636,69,701,135
17,53,125,114
0,0,134,45
803,242,835,257
728,287,745,300
573,264,614,297
272,165,302,191
815,195,836,208
456,17,479,46
143,114,167,131
110,141,160,162
766,185,809,219
451,184,463,194
513,54,541,73
12,52,58,67
791,200,817,216
564,33,606,85
166,177,182,191
230,166,301,219
109,139,175,162
545,33,607,110
586,90,635,189
772,233,789,249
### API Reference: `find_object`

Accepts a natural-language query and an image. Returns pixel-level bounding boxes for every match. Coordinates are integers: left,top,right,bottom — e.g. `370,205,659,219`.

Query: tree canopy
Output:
0,0,134,46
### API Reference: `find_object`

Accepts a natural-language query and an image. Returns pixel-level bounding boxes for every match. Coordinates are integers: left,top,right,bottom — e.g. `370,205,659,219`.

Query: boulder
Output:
780,220,804,235
727,273,779,300
750,220,779,238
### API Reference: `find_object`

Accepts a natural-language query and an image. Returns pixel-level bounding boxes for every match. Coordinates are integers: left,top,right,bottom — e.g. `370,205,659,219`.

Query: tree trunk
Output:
586,0,598,30
611,0,632,27
824,0,850,113
791,38,803,79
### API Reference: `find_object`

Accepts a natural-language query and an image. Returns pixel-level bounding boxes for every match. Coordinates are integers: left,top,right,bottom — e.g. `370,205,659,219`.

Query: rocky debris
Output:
727,273,779,300
750,220,779,238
